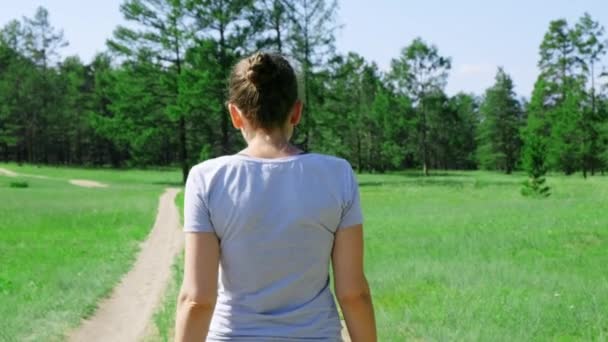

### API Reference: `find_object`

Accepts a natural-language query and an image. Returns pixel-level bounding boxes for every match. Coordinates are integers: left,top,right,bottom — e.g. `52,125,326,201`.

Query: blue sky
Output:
2,0,608,96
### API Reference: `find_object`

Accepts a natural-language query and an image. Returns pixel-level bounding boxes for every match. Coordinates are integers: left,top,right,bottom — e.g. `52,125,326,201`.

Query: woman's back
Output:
175,52,375,342
184,153,361,341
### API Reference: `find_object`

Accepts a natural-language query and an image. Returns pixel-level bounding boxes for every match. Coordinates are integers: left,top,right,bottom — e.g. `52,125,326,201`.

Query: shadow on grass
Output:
359,179,469,188
390,170,471,178
148,181,184,187
359,173,523,188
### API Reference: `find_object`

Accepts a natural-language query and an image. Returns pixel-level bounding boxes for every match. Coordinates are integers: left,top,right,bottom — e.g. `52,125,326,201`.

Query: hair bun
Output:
246,53,276,87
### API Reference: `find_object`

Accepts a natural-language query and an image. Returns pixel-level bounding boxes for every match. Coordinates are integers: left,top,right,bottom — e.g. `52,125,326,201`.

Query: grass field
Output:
0,163,180,341
358,171,608,341
2,164,607,341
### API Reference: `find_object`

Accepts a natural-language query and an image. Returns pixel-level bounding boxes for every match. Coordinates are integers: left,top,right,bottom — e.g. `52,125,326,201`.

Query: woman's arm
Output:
174,232,220,342
332,224,377,342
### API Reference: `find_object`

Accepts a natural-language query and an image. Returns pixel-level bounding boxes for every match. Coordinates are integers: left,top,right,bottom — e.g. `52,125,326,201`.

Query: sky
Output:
2,0,608,97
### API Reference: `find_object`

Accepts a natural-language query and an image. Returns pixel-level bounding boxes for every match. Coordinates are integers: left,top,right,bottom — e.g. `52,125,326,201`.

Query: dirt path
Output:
69,179,108,188
68,188,183,342
0,167,107,187
0,166,49,179
0,167,18,177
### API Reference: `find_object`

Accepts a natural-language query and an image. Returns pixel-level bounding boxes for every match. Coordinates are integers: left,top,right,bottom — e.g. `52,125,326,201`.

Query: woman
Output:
174,52,376,341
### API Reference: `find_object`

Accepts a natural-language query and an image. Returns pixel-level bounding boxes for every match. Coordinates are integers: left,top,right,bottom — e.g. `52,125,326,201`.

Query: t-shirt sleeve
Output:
338,162,363,230
183,166,215,233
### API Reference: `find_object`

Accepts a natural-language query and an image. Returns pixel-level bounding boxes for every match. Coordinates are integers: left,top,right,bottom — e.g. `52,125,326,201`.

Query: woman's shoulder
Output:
189,153,354,177
188,155,235,180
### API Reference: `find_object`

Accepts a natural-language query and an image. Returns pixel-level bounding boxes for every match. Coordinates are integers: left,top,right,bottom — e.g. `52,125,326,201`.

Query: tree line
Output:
1,1,607,183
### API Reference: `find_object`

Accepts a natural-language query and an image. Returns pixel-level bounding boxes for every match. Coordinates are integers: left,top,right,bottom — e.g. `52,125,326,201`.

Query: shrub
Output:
9,180,29,188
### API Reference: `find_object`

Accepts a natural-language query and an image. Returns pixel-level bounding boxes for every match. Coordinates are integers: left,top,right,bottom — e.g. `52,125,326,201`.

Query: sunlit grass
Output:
0,164,181,341
361,171,608,341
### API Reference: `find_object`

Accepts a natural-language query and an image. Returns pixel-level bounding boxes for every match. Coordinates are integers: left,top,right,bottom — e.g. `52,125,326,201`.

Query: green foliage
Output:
522,79,551,197
8,180,28,188
108,0,193,182
547,83,585,174
532,14,608,178
477,68,523,173
285,0,339,149
575,13,607,176
390,37,452,175
1,6,608,179
447,93,479,169
313,53,390,170
187,0,258,155
198,144,212,162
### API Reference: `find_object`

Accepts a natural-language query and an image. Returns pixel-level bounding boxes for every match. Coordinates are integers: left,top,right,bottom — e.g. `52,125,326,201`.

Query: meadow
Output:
1,164,607,341
0,163,180,341
358,172,607,341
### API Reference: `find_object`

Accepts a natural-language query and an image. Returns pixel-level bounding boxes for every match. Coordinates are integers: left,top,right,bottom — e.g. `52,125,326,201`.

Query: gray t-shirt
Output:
184,153,363,341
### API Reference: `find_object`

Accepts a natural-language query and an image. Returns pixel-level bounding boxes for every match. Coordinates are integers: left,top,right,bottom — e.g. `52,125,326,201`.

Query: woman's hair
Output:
228,52,298,130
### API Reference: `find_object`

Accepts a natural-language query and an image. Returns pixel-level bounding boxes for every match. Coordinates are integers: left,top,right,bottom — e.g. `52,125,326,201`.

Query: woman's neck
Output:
240,129,301,158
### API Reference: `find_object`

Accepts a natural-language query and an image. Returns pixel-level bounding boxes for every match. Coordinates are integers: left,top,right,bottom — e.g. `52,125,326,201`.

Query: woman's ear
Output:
228,103,244,129
289,101,303,126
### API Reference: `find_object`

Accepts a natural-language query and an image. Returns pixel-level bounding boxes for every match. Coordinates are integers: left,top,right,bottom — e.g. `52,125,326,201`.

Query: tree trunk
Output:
219,25,230,154
356,132,362,172
179,115,188,183
421,105,429,177
174,31,188,184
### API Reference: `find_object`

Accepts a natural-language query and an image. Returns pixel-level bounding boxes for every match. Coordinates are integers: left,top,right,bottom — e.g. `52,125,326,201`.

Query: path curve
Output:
0,167,18,177
0,167,107,187
69,188,183,342
0,166,49,179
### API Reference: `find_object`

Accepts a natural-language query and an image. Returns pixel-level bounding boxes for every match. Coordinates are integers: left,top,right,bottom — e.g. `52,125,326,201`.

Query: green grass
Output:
358,171,608,341
0,163,181,341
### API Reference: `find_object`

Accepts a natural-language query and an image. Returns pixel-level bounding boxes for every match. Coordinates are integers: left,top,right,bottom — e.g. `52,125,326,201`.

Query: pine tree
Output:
255,0,291,53
187,0,258,154
88,53,124,166
0,23,27,162
370,85,409,170
108,0,192,181
574,13,607,177
285,0,339,150
95,52,176,166
22,7,68,163
477,68,523,173
57,56,90,164
449,93,479,170
521,116,551,198
389,37,451,175
522,78,551,197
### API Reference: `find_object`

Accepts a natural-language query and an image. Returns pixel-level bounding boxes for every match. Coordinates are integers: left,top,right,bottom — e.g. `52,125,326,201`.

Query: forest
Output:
1,0,607,183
